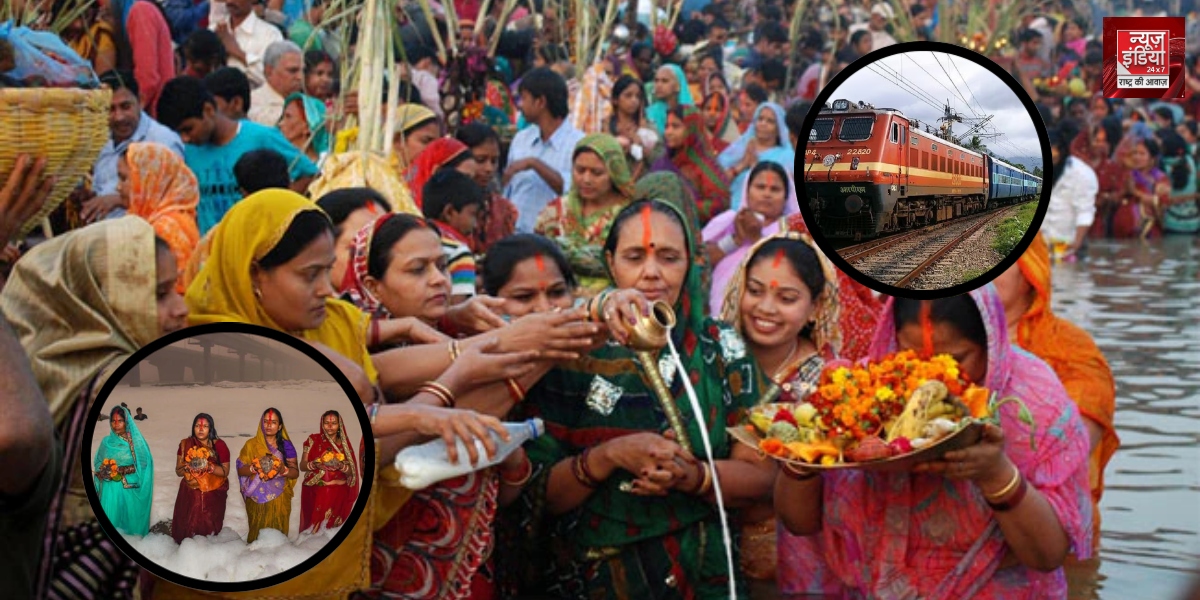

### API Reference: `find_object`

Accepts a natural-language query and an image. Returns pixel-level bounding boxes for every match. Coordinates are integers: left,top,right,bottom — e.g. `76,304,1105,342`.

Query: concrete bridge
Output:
122,333,301,386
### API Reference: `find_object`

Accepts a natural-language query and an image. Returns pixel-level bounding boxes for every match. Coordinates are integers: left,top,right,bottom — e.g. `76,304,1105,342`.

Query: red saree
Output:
171,438,230,543
300,430,360,533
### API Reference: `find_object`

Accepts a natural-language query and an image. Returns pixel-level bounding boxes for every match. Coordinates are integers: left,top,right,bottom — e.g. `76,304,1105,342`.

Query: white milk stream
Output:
666,336,737,599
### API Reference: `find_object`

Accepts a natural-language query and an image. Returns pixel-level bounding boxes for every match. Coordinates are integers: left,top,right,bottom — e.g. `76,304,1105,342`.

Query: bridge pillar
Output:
198,339,214,385
128,363,141,387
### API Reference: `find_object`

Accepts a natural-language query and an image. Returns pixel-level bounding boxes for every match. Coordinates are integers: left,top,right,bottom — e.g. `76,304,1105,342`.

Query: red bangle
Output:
987,476,1029,512
572,448,600,488
369,319,381,348
501,455,533,486
506,378,526,403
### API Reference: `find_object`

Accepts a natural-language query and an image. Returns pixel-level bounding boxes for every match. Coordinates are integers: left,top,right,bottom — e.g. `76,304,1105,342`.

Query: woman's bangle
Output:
986,476,1029,512
572,447,600,488
506,378,526,403
781,462,820,481
691,461,713,496
983,465,1022,501
368,402,380,425
418,381,456,408
501,455,533,487
448,339,462,361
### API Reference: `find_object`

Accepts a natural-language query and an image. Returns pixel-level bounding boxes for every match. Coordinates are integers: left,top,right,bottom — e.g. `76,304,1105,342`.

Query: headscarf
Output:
283,92,330,156
718,231,842,357
652,106,730,223
571,63,615,134
0,217,158,424
395,102,438,136
782,213,879,363
238,408,296,503
124,142,200,288
339,212,397,316
702,76,737,148
619,192,707,342
406,137,469,209
93,405,155,535
635,171,709,294
703,160,802,314
185,189,378,383
1014,236,1118,549
570,133,635,199
645,64,695,134
719,102,795,209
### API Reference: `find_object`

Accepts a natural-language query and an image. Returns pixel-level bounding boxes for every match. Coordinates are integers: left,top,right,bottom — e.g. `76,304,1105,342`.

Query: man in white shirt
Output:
502,68,585,233
1044,125,1097,258
247,41,303,125
212,0,283,87
848,3,898,51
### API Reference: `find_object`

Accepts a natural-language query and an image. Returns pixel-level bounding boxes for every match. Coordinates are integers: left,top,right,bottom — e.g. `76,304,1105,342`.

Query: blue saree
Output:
94,406,154,536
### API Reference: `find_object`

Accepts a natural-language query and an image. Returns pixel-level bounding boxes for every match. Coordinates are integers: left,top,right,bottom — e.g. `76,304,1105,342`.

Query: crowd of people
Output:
6,0,1198,597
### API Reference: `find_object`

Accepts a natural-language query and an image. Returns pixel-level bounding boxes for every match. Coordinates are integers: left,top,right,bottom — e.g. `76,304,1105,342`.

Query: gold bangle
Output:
417,382,456,408
448,340,461,361
984,465,1022,501
693,461,713,496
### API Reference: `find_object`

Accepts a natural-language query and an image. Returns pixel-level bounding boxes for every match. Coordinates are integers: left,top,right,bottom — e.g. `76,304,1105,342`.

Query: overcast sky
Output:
827,51,1046,167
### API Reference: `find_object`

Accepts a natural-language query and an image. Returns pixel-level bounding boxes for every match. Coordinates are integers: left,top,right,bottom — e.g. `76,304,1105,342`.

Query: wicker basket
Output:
0,87,112,238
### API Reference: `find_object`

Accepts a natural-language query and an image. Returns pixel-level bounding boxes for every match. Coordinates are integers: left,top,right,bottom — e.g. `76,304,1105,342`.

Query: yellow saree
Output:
154,189,411,599
238,416,298,543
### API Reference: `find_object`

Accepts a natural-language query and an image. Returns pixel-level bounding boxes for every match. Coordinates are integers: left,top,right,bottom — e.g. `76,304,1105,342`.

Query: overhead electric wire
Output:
948,55,987,116
931,53,979,118
868,61,946,112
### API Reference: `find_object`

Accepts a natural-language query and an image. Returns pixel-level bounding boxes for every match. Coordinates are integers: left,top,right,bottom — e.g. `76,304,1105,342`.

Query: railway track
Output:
845,206,1016,288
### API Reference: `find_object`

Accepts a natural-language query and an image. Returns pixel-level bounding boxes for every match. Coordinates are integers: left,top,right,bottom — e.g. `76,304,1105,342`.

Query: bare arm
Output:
523,158,566,195
774,467,824,535
0,312,55,497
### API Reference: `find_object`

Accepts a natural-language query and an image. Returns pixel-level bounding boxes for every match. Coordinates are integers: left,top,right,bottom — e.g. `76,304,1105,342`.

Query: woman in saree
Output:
172,413,230,543
93,405,154,537
390,103,442,176
607,75,660,179
1075,116,1126,238
718,102,795,210
718,232,842,599
456,123,520,255
702,160,800,314
407,137,477,209
237,407,299,542
1,217,187,598
646,64,695,134
702,73,740,150
158,188,548,599
279,93,331,165
329,210,601,599
535,133,636,297
300,410,360,533
117,142,200,287
775,288,1094,598
1110,134,1169,238
652,105,731,224
992,236,1118,552
517,198,775,598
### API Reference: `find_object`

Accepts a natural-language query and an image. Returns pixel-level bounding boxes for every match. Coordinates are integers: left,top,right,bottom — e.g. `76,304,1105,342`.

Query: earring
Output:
253,287,263,300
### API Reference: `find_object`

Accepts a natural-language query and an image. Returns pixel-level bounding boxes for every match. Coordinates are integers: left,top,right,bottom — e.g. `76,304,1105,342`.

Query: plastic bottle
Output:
393,419,544,490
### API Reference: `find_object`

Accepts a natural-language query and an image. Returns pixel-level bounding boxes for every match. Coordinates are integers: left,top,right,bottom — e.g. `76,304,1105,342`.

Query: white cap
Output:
871,3,895,19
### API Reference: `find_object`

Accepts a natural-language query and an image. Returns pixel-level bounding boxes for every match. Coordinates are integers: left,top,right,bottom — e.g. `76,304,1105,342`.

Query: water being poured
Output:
665,335,738,599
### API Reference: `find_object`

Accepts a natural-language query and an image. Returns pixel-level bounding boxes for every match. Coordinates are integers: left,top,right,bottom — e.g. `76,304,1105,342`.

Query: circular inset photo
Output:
797,42,1051,298
82,324,372,591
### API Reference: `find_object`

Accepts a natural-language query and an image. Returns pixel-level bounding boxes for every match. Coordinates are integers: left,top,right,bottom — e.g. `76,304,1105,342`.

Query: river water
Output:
1055,237,1200,600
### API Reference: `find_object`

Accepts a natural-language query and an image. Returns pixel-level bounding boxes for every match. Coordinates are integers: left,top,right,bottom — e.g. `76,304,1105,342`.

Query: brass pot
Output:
622,300,677,351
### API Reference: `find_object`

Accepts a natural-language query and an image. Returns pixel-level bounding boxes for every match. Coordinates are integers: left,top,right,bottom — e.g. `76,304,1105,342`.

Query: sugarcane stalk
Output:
593,0,620,67
412,0,449,64
474,0,494,38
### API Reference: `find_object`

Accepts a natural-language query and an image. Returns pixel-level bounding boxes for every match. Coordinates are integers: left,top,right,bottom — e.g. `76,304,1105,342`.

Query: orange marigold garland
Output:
101,458,120,481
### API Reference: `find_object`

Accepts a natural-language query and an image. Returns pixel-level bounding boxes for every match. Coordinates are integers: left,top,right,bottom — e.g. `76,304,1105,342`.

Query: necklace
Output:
768,339,801,385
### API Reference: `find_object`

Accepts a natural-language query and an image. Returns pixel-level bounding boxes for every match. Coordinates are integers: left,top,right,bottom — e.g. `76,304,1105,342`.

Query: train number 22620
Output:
845,148,871,155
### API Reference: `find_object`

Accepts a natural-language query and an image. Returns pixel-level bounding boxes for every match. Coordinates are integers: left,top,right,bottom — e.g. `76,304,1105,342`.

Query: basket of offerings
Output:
185,446,211,472
729,351,1034,472
0,25,111,237
320,451,346,471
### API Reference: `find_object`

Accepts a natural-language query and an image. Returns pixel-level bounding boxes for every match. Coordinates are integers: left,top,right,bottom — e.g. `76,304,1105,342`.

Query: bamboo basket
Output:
0,87,111,238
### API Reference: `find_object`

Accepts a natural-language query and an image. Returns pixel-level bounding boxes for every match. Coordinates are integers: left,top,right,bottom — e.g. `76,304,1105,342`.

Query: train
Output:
802,99,1042,241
